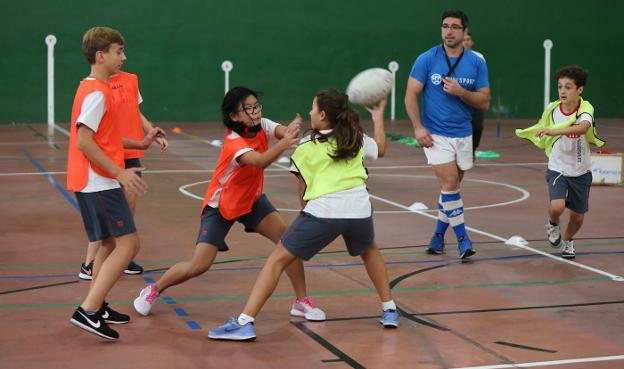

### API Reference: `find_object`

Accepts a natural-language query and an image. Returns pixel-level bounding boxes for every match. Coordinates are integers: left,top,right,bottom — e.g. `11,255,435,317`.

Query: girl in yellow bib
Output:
209,89,400,341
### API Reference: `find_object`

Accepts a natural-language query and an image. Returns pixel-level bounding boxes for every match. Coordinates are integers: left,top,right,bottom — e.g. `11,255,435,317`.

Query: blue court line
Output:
186,321,201,330
140,277,200,329
2,250,623,280
162,296,176,305
21,149,79,211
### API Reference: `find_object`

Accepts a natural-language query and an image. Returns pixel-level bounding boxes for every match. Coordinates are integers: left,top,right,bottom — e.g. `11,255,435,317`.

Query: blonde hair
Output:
82,27,124,65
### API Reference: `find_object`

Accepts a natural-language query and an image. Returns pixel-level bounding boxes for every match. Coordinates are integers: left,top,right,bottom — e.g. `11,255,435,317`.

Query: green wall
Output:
1,0,621,123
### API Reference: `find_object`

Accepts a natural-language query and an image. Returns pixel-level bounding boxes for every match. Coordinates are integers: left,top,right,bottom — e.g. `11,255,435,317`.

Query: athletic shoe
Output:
70,306,119,340
426,233,445,254
458,237,476,259
290,297,326,321
546,222,561,248
379,309,400,328
561,240,575,259
124,260,144,275
208,318,256,341
133,284,160,316
99,302,130,324
78,261,93,280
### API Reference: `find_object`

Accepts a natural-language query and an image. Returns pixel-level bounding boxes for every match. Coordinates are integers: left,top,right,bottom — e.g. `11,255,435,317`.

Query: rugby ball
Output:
346,68,393,105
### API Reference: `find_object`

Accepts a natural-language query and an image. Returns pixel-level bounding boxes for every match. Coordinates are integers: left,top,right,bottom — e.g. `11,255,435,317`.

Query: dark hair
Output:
441,10,469,28
556,65,588,87
222,86,259,134
312,88,363,161
82,27,125,65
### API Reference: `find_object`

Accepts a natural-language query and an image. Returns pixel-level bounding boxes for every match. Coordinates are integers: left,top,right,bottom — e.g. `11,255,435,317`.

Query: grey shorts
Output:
196,194,277,251
75,188,136,242
546,169,592,214
282,211,375,261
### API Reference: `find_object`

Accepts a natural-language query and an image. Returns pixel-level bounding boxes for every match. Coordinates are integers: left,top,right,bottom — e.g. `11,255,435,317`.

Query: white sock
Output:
237,313,255,326
382,300,397,311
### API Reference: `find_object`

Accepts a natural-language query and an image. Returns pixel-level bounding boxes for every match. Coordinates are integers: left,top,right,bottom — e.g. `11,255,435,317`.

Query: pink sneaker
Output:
133,284,159,316
290,296,326,321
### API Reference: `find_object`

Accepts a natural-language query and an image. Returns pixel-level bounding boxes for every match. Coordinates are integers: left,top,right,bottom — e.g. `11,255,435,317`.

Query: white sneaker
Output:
561,240,575,259
290,297,326,321
546,222,561,248
133,284,160,316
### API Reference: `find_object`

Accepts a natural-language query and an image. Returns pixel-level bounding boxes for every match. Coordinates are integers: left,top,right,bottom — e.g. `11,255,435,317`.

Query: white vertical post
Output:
543,39,553,110
221,60,233,95
45,35,57,133
388,61,399,121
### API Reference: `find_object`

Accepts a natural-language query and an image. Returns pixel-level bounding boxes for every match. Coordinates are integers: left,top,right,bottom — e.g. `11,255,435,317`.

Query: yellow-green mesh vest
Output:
515,98,605,156
291,136,368,201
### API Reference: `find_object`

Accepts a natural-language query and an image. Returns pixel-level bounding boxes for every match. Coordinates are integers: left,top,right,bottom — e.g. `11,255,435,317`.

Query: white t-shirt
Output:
548,104,593,177
206,118,280,207
76,87,121,193
290,130,379,218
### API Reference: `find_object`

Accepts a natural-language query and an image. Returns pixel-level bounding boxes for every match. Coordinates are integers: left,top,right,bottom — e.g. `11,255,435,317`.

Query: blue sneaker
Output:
426,233,445,254
458,237,476,259
208,318,256,341
380,309,400,328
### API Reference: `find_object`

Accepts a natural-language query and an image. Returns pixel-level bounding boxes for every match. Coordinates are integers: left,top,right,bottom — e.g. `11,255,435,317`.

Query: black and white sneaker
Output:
546,222,561,248
99,302,130,324
70,306,119,340
78,261,93,280
123,260,144,275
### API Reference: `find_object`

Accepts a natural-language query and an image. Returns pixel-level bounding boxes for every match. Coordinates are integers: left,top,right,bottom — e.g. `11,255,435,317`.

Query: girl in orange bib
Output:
133,86,326,321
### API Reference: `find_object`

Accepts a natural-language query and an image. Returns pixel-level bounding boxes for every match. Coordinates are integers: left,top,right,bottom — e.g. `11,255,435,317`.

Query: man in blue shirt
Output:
404,9,490,259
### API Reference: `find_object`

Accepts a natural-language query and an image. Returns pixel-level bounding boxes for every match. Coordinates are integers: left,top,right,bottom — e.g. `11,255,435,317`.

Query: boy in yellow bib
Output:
516,65,604,259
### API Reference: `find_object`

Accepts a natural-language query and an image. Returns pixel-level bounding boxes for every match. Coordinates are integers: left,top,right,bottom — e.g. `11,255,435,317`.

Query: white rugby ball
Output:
346,68,393,105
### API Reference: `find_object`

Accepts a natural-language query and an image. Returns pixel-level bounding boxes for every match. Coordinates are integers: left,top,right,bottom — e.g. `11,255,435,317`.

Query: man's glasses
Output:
241,103,262,114
441,24,464,31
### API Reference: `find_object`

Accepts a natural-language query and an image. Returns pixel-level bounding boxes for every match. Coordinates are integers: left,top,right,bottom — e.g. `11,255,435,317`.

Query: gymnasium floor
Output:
1,119,623,369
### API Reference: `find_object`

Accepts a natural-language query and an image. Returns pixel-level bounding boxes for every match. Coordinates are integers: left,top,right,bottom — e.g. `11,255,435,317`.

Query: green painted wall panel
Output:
0,0,621,123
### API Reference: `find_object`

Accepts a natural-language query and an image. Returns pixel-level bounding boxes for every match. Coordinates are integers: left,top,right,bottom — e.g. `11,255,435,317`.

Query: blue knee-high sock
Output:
434,193,450,235
441,191,468,241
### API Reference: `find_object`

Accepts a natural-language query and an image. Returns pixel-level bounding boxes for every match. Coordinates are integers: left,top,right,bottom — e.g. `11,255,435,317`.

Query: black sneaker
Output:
70,306,119,340
78,261,93,280
99,302,130,324
123,260,144,275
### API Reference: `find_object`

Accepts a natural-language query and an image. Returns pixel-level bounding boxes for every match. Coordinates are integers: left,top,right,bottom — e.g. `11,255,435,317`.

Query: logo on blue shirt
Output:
431,73,443,85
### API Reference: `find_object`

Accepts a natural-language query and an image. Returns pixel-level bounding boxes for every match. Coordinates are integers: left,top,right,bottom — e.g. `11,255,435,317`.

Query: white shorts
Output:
423,134,473,170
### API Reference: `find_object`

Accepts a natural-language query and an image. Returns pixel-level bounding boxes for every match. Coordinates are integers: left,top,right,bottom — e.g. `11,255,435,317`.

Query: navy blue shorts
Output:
546,169,592,214
75,188,136,242
196,194,277,251
124,158,142,177
282,211,375,261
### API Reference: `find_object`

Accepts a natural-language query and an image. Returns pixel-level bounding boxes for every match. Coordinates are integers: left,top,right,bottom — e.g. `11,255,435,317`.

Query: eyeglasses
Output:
441,24,464,31
241,103,262,114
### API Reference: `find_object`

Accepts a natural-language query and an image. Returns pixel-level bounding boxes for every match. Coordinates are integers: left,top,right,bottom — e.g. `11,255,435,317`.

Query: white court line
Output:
368,193,624,282
54,125,70,137
0,163,548,177
176,171,623,281
178,175,528,213
448,354,624,369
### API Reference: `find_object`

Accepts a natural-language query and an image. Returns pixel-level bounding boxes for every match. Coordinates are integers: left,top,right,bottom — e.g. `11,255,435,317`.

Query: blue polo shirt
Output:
409,44,489,137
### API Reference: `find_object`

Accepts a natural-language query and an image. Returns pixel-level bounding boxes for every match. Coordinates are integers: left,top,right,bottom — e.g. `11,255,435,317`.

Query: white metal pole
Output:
221,60,233,95
46,35,57,132
543,39,553,110
388,61,399,121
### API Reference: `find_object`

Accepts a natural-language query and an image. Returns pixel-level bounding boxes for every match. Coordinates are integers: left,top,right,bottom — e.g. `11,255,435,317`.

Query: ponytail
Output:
313,88,363,161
